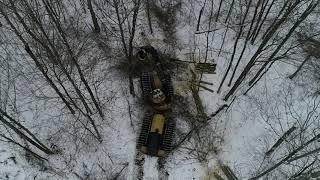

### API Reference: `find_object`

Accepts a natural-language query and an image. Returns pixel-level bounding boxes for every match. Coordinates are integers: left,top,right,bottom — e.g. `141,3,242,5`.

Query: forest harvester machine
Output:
135,46,175,157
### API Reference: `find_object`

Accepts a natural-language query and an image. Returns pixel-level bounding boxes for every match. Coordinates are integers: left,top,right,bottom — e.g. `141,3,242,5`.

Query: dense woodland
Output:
0,0,320,179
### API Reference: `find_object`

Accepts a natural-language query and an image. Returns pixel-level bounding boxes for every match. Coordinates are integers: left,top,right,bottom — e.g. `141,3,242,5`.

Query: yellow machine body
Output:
150,114,166,134
141,113,167,157
137,51,174,157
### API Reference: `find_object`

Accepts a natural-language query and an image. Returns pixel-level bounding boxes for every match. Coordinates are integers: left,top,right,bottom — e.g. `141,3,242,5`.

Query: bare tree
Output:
224,0,313,101
250,133,320,179
87,0,101,33
0,109,54,154
217,0,252,93
42,0,105,120
250,0,276,44
0,5,75,115
217,0,235,57
0,0,103,141
113,0,141,95
248,1,318,86
227,0,262,86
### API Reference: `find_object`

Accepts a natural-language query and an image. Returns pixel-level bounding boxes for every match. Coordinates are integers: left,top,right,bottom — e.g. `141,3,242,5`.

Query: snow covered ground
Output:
1,0,319,179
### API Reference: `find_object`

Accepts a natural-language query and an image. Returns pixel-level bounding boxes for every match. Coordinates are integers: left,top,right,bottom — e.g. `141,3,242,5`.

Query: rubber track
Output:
161,118,175,152
137,113,152,148
140,72,152,101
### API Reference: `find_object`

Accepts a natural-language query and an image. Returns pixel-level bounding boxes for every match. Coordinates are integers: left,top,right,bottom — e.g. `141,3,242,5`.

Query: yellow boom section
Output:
151,114,165,134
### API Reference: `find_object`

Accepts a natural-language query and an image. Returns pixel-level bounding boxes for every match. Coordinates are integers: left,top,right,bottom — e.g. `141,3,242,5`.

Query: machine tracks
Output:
134,47,176,179
157,157,169,180
134,151,145,180
140,72,152,101
137,113,152,149
137,112,175,155
163,75,174,99
135,112,175,180
161,118,175,152
133,152,171,180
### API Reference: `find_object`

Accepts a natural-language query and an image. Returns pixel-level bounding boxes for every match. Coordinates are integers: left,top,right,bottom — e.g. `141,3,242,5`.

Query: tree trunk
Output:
249,0,268,41
220,164,238,180
0,134,48,161
10,0,94,115
228,0,261,86
127,0,141,96
249,2,318,86
87,0,100,33
217,0,252,93
251,0,276,44
217,0,235,57
287,147,320,163
289,56,311,79
265,126,296,156
0,109,53,153
290,159,316,179
250,133,320,180
22,0,95,116
146,0,153,33
196,4,204,31
0,6,75,115
224,0,303,101
224,0,235,23
113,0,140,96
43,0,105,120
0,113,53,154
260,0,291,41
4,1,102,140
215,0,223,22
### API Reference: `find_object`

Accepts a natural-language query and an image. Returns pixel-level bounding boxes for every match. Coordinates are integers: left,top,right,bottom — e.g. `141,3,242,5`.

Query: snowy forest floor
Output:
1,0,320,179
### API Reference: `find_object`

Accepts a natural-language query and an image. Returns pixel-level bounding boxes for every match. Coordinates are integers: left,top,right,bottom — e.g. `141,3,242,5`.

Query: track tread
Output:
162,118,175,152
140,72,152,101
163,75,174,99
137,113,152,148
